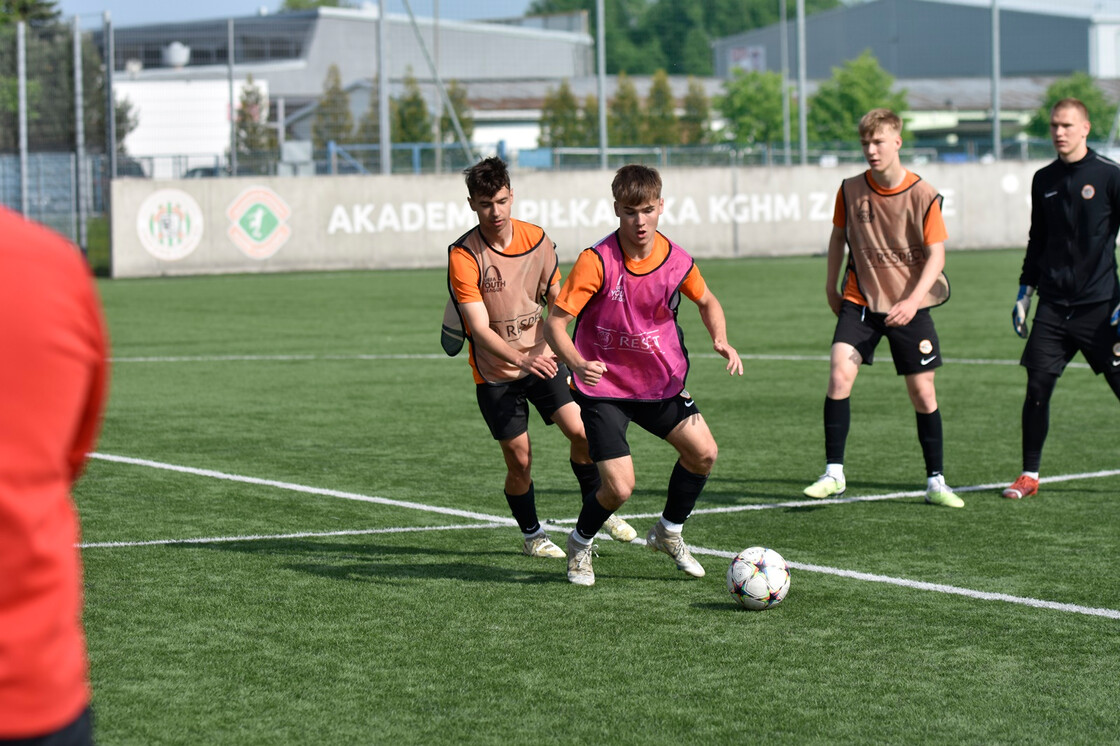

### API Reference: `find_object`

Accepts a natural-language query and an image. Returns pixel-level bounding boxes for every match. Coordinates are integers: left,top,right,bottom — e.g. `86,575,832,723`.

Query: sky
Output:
56,0,535,27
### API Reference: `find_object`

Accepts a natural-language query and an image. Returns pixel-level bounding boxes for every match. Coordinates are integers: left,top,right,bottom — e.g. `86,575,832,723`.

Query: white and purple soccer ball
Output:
727,547,790,611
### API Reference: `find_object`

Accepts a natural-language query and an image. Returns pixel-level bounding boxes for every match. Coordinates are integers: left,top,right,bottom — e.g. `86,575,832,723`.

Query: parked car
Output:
184,166,223,178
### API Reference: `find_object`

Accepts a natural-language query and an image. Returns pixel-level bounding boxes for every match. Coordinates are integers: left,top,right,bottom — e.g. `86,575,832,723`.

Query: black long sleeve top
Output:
1021,148,1120,306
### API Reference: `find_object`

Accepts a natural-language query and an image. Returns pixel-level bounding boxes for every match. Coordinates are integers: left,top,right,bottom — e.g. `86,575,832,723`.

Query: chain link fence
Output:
1,8,1086,275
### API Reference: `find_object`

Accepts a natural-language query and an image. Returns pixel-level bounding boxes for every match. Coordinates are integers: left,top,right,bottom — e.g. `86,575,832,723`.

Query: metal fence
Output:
0,7,1085,261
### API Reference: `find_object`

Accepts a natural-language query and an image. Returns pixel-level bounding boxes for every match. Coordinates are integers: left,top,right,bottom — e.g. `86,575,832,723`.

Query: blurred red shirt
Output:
0,207,108,738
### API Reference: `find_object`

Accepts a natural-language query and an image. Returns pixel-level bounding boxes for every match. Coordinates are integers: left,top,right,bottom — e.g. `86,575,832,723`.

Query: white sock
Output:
1023,471,1039,480
825,463,845,479
927,474,946,489
568,530,591,546
659,517,683,534
523,528,545,540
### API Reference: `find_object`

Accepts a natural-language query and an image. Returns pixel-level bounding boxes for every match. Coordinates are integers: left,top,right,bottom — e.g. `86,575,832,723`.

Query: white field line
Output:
108,352,1091,368
87,453,1120,619
88,452,518,526
686,545,1120,621
80,523,508,549
545,469,1120,522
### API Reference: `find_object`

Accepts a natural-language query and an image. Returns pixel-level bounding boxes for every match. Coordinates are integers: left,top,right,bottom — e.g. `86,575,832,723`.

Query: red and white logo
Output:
1082,184,1096,200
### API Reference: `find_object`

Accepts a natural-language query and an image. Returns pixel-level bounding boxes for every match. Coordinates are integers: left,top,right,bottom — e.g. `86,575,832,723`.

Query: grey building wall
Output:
108,8,594,100
713,0,1088,79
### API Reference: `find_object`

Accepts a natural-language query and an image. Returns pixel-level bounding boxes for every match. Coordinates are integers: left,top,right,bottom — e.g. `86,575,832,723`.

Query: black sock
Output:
915,409,943,477
575,490,613,541
1023,370,1058,473
662,461,709,525
570,460,601,500
505,483,540,535
824,396,850,465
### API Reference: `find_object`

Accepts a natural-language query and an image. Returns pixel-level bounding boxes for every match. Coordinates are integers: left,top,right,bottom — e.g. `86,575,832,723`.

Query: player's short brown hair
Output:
464,157,510,199
1051,97,1090,123
611,164,662,206
858,108,903,140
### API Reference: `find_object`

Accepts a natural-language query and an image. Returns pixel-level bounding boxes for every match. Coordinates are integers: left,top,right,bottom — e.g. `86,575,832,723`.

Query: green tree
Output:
808,50,907,144
645,2,710,75
1025,72,1118,139
643,69,678,145
439,79,474,144
526,0,841,76
0,19,132,153
114,95,138,154
393,67,432,143
312,64,353,149
236,74,276,156
354,79,384,145
578,94,600,147
680,77,711,145
539,78,581,147
609,71,642,145
720,68,784,146
0,0,61,27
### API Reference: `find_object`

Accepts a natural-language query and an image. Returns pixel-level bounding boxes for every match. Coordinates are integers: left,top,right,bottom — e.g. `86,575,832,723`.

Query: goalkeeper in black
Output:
1004,97,1120,499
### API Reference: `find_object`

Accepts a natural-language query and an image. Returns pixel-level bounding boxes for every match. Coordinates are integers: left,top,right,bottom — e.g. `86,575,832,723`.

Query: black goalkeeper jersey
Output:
1022,148,1120,307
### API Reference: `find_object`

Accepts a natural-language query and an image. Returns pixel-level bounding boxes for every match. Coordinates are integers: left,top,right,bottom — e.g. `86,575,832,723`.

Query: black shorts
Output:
1022,300,1120,376
475,365,575,441
832,300,942,375
2,706,93,746
572,387,701,462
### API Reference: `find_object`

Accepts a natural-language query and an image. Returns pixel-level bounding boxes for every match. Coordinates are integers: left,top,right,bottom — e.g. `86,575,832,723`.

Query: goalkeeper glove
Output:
1012,285,1034,339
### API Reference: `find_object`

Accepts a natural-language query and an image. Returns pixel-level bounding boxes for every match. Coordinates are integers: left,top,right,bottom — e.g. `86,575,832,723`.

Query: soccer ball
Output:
727,547,790,611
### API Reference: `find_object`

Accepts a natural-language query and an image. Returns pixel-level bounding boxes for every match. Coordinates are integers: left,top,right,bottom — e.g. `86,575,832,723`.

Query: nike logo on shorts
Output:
685,399,696,407
1113,359,1120,367
920,355,938,365
1044,191,1058,198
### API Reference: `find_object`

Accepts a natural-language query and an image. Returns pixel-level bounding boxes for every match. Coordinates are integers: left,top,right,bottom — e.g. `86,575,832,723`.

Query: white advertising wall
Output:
111,162,1041,279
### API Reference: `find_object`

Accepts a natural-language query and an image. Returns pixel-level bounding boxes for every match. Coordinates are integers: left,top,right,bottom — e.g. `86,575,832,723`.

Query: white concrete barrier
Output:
111,161,1042,278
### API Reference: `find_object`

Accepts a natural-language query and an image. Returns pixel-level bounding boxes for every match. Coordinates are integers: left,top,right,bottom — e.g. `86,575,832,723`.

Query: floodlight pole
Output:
991,0,1001,160
378,0,391,175
17,21,28,215
780,0,791,166
228,19,237,176
597,0,607,170
104,12,116,181
796,0,808,165
434,0,441,173
73,15,88,251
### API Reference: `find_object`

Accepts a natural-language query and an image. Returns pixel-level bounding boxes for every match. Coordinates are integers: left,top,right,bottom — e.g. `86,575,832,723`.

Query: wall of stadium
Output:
112,162,1042,278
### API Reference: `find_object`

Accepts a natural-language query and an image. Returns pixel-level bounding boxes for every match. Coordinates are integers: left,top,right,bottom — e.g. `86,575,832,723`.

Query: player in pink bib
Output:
545,164,744,586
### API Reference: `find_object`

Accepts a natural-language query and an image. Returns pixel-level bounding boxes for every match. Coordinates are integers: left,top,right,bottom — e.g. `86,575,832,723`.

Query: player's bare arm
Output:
543,307,607,386
460,301,558,379
694,289,744,377
825,225,846,317
885,241,946,327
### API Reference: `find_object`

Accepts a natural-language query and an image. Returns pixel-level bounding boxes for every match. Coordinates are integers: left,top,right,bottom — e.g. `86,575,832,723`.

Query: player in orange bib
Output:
444,158,636,558
803,108,963,508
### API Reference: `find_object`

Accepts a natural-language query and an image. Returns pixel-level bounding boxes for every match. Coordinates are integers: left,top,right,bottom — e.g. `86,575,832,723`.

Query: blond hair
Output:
858,108,903,140
1052,98,1090,123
